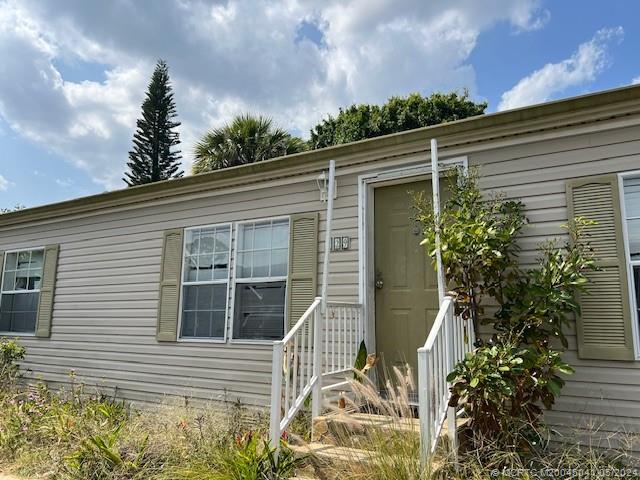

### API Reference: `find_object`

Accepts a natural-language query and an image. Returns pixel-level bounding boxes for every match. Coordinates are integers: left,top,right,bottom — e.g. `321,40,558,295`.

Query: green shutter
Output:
566,175,635,360
35,244,59,338
287,213,319,329
157,228,183,342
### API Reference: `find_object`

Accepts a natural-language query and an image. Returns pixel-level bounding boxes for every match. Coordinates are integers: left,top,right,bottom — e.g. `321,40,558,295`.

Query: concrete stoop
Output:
289,410,465,479
312,412,421,444
289,412,420,479
290,441,376,480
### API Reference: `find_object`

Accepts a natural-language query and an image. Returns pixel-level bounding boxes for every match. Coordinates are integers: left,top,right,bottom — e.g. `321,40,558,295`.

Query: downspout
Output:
431,138,459,463
320,160,336,314
431,139,445,304
313,159,335,419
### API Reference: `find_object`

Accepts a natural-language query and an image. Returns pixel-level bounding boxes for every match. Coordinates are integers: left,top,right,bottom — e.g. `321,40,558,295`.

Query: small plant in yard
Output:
164,431,296,480
0,345,301,479
414,168,599,459
63,420,150,479
0,338,26,389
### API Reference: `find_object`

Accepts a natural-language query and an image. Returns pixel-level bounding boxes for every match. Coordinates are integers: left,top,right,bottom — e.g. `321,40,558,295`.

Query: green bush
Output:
447,339,574,452
0,338,26,389
414,169,598,456
163,432,296,480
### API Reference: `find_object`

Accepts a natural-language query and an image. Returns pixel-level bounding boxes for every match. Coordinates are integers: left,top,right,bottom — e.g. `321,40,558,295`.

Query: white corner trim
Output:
617,171,640,360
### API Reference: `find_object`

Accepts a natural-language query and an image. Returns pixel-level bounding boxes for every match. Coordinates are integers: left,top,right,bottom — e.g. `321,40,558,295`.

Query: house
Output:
1,85,640,455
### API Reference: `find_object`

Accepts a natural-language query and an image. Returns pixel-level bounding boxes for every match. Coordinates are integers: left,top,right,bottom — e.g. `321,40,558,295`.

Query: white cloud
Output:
0,0,548,189
632,76,640,85
0,175,10,191
55,177,74,188
498,27,624,111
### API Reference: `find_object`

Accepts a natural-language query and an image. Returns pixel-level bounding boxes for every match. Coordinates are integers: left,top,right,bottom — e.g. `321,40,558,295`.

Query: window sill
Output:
229,338,278,346
177,337,227,344
0,332,36,337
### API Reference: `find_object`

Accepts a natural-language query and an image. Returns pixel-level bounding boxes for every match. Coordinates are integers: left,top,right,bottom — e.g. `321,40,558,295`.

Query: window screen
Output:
234,219,289,340
0,249,43,334
180,225,230,339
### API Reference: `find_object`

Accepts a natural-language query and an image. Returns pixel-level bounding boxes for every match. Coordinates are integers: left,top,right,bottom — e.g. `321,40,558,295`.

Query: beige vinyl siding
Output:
0,179,327,406
472,125,640,443
1,110,639,449
0,175,360,405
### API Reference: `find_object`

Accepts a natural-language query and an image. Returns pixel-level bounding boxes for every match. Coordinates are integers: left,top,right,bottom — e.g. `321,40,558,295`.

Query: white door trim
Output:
357,156,468,355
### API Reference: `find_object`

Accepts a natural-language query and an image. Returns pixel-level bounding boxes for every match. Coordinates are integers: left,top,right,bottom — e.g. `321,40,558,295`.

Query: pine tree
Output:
124,60,183,186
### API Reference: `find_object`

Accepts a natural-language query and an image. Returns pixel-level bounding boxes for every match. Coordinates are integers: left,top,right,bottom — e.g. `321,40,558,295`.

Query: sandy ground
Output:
0,474,28,480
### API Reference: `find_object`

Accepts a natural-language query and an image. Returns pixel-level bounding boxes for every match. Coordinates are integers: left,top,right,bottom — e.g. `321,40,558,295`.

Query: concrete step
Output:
312,411,420,447
312,411,467,448
290,441,377,472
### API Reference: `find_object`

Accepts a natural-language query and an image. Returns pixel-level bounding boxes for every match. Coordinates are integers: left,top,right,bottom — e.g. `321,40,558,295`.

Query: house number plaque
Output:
331,236,351,251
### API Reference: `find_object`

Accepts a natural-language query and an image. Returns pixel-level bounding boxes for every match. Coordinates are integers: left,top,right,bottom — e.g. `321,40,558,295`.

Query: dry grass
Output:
0,382,298,480
307,365,640,480
309,366,431,480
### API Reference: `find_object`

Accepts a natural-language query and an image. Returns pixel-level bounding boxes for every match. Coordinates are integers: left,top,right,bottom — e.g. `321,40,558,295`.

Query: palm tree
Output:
193,114,307,174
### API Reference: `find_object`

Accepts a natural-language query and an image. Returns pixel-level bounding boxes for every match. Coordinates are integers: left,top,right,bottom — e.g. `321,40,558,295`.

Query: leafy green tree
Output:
309,91,487,149
0,204,25,214
123,60,183,186
193,114,306,174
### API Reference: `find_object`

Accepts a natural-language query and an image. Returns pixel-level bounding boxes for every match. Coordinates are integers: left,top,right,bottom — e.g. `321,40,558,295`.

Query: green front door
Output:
374,180,440,379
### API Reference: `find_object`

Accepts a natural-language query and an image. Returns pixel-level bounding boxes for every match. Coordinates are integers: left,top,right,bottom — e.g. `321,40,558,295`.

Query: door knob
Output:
375,270,383,289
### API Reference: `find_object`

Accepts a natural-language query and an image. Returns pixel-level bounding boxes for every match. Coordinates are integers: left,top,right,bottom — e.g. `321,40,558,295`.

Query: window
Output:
180,225,231,340
0,249,44,334
233,218,289,341
623,177,640,336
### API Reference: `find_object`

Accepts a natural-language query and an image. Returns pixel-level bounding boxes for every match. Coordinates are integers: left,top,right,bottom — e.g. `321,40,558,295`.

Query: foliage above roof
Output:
193,114,307,174
309,91,487,149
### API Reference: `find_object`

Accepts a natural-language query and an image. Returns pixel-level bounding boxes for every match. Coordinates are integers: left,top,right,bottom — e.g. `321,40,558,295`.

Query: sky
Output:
0,0,638,209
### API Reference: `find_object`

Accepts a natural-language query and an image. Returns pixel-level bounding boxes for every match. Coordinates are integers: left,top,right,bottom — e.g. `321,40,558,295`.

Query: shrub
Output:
447,338,574,453
326,369,638,479
414,169,598,455
414,169,526,337
0,338,26,389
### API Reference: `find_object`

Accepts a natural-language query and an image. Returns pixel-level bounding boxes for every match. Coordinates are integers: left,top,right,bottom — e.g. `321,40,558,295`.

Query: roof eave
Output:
2,83,640,227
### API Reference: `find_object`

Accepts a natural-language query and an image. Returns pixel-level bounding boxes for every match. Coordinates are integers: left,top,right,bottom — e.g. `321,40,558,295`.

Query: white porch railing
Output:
269,298,364,451
417,295,475,464
324,301,364,377
269,297,323,450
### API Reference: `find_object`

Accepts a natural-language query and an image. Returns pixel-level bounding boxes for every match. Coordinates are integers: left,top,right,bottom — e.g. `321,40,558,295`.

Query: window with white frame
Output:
180,225,231,339
233,218,289,341
0,249,44,334
623,176,640,337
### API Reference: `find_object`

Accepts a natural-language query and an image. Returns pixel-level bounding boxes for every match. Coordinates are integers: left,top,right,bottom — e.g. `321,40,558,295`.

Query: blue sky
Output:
0,0,638,209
